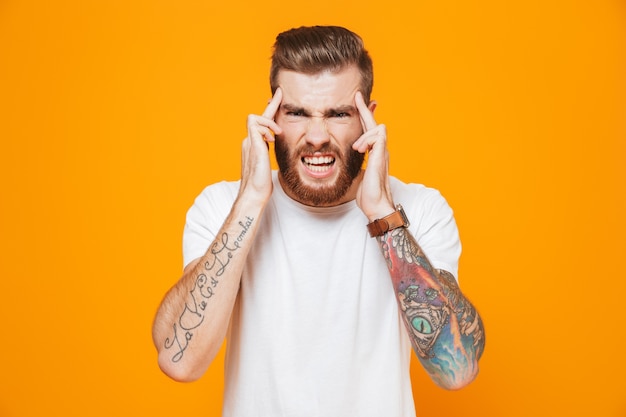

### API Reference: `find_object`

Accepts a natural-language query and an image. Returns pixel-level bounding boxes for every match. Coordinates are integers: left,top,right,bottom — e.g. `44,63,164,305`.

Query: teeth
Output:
308,164,329,172
303,156,334,165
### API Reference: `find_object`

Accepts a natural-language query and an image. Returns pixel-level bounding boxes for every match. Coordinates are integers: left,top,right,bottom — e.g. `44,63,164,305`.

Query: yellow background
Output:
1,1,624,416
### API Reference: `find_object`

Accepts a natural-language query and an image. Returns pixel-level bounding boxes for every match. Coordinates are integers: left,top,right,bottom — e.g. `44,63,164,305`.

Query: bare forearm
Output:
378,227,485,390
152,196,265,381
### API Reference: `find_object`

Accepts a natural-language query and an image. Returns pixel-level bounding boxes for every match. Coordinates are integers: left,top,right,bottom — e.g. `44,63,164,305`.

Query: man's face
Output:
274,65,375,206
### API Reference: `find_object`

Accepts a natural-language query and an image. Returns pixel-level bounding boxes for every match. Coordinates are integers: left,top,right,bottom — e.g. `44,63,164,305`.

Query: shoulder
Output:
389,176,451,214
183,180,240,267
185,180,240,224
196,179,240,199
192,180,240,209
389,176,461,278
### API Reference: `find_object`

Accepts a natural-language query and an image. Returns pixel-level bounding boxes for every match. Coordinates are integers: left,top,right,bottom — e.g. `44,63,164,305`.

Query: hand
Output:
239,88,283,203
352,91,395,221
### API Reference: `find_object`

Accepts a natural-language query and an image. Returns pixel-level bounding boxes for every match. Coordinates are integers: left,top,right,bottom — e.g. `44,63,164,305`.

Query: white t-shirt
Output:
183,171,461,417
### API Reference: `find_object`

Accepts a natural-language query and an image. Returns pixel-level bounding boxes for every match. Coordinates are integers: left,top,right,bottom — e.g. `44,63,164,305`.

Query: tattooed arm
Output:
379,227,485,390
352,92,484,390
151,197,266,381
151,89,284,382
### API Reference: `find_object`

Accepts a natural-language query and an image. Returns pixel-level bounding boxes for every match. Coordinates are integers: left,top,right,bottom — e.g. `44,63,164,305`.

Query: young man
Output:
152,26,485,416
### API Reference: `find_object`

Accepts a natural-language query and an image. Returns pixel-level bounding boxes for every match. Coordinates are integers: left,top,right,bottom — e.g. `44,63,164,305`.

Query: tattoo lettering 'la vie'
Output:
164,216,254,363
380,228,485,367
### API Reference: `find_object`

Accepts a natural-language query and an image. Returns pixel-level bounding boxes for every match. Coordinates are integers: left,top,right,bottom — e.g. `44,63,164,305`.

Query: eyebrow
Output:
280,103,357,117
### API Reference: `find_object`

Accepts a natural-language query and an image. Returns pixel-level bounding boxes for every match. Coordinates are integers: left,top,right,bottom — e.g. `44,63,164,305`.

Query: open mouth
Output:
302,155,335,173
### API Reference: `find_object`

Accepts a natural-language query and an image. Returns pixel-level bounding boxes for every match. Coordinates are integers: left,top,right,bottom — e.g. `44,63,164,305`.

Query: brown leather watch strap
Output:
366,205,410,237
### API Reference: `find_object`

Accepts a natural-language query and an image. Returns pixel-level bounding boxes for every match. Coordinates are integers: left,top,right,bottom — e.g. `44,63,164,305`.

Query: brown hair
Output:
270,26,374,102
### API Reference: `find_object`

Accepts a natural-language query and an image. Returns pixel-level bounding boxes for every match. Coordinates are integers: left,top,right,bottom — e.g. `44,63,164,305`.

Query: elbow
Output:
432,364,480,391
152,325,223,382
157,352,206,383
153,336,221,383
436,373,477,391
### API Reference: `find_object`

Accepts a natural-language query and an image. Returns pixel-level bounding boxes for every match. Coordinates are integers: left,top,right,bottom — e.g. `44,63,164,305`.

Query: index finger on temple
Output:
355,91,377,130
262,88,283,119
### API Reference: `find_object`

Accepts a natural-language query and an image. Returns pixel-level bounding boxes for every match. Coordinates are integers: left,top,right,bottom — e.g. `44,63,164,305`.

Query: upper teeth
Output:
304,156,334,165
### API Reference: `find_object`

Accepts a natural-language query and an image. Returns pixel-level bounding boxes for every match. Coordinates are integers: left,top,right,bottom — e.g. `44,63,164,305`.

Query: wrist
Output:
366,205,410,237
236,187,272,211
364,203,396,223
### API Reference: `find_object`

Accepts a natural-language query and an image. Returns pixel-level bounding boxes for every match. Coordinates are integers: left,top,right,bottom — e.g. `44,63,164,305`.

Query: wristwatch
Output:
366,205,410,237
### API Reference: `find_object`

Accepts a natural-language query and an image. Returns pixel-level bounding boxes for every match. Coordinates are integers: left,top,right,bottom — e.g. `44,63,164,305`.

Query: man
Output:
152,26,485,416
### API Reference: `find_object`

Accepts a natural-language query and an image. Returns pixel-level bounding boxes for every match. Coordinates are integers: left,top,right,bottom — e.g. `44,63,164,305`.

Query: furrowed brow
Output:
281,103,310,116
323,105,357,117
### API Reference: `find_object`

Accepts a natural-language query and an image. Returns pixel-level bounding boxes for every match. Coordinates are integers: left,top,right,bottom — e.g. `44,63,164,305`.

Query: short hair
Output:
270,26,374,102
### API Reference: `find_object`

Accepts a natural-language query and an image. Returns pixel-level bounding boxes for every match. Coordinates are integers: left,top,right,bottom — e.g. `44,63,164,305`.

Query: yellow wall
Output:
1,1,624,416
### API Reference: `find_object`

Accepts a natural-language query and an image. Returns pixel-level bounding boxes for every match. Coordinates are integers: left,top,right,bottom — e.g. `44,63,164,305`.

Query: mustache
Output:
293,143,341,156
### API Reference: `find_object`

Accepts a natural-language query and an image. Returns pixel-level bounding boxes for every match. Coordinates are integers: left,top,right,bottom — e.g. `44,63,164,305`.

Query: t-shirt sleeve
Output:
400,183,462,281
182,181,239,269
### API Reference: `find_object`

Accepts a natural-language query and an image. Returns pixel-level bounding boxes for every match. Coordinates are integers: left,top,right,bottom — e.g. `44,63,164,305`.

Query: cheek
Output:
327,121,363,143
277,119,306,140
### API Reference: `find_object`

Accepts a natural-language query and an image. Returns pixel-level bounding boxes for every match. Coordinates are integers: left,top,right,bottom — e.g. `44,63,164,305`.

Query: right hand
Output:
239,88,283,203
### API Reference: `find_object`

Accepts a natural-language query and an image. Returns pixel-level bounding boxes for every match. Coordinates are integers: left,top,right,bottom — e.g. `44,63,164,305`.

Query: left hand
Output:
352,91,395,221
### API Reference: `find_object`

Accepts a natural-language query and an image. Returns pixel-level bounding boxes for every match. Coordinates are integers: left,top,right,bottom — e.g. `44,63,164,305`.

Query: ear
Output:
368,100,377,113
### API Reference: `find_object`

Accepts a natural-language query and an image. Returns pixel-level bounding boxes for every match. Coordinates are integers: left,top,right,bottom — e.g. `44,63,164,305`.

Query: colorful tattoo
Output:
163,216,254,362
380,227,485,386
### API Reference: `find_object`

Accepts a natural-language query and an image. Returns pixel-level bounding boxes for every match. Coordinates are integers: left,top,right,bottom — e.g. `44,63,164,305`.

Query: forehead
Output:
277,66,362,110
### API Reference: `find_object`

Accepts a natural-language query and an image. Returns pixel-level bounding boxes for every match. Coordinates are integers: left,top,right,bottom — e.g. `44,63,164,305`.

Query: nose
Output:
305,117,330,148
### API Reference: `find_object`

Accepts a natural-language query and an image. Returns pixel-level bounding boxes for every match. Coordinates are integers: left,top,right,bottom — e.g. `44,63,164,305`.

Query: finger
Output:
257,125,277,143
355,91,377,131
250,125,278,145
353,125,387,153
262,87,283,119
248,114,282,142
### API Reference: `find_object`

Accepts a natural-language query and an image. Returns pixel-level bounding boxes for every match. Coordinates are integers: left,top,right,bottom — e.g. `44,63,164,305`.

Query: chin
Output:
284,171,354,206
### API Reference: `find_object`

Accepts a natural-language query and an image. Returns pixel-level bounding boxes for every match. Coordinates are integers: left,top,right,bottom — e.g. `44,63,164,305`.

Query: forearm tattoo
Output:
380,227,485,381
164,216,254,362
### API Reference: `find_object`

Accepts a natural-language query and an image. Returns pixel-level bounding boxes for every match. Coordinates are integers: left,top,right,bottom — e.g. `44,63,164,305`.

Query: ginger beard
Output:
275,138,365,206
